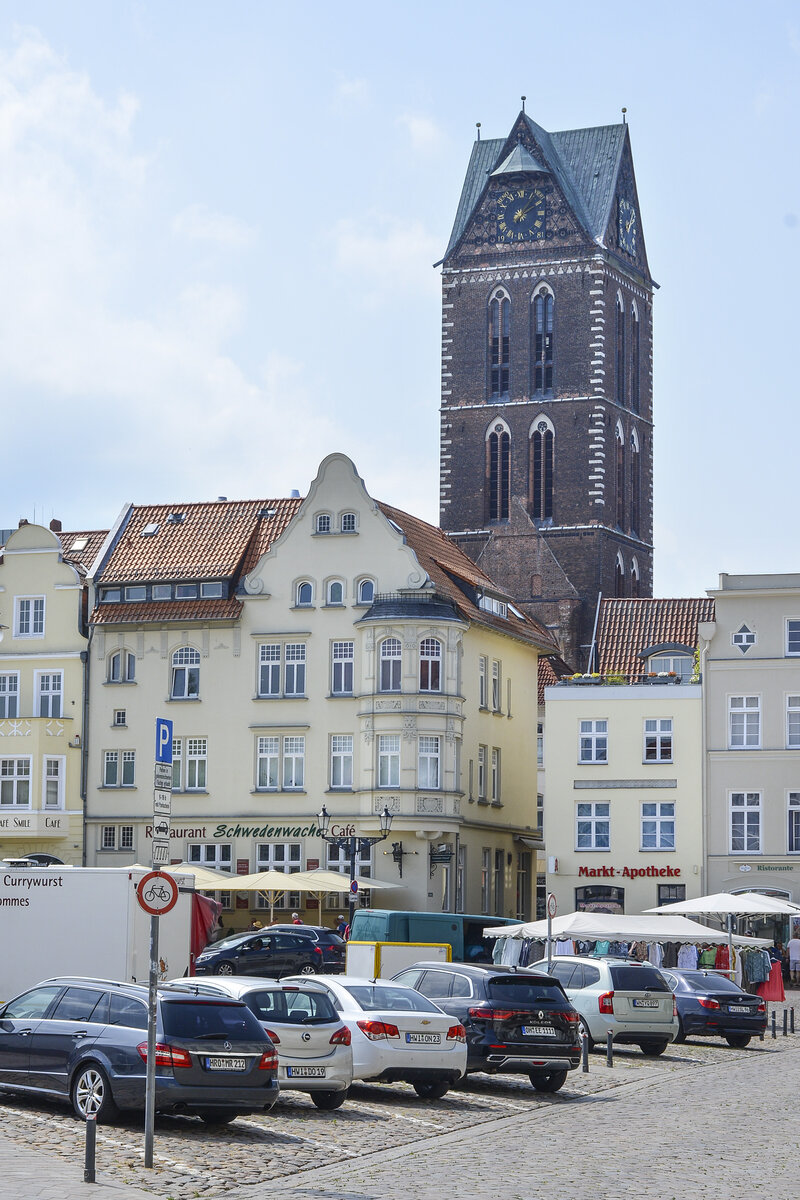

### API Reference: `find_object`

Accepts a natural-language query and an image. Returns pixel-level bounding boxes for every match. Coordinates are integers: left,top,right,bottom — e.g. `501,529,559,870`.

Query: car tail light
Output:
564,1010,580,1024
673,995,678,1017
356,1019,400,1041
329,1026,351,1046
757,999,766,1014
598,991,614,1015
314,947,323,958
698,997,720,1010
137,1042,192,1069
258,1047,279,1070
467,1006,514,1021
447,1024,466,1043
264,1028,281,1044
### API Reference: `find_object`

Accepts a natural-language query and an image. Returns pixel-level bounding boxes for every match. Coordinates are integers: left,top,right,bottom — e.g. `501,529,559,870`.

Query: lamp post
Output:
317,804,393,930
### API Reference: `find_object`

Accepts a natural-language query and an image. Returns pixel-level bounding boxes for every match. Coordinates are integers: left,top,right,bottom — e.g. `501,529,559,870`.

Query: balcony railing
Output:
555,672,699,686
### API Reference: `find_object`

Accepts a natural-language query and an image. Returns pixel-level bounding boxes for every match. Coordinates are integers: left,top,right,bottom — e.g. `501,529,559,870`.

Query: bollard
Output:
84,1115,97,1184
582,1031,589,1073
792,1007,795,1035
772,1010,777,1039
606,1030,613,1068
784,1009,788,1037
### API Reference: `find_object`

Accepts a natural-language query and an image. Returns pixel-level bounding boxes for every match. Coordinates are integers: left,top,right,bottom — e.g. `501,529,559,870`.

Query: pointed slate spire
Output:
490,141,549,177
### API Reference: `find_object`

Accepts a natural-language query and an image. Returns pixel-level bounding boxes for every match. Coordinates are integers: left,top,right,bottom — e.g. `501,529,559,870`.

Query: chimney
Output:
18,518,29,527
49,518,62,533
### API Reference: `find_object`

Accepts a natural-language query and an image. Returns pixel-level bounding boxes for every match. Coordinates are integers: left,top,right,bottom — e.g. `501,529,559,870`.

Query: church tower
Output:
439,109,655,668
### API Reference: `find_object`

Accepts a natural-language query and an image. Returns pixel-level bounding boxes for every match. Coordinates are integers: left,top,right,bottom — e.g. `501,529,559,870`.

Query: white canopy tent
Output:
644,891,800,917
483,910,770,947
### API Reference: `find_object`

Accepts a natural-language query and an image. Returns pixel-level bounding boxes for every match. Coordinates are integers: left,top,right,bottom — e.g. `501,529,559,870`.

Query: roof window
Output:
167,512,185,524
478,593,507,619
70,536,89,551
142,522,159,537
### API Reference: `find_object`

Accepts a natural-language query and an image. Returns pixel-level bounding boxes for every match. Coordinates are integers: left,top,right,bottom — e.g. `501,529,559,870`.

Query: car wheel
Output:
198,1108,239,1125
638,1039,669,1057
412,1079,450,1099
673,1018,686,1044
724,1033,751,1049
529,1069,568,1093
213,961,235,975
299,964,317,975
579,1018,594,1049
71,1063,119,1123
311,1089,347,1110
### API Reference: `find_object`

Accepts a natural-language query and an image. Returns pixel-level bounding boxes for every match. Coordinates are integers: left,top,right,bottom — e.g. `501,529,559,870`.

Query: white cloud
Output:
172,202,256,248
396,111,443,153
333,215,440,302
334,74,369,103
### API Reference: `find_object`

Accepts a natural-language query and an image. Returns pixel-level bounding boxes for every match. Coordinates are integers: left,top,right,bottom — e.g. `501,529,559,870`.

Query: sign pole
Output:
144,717,173,1169
546,892,557,973
144,912,159,1168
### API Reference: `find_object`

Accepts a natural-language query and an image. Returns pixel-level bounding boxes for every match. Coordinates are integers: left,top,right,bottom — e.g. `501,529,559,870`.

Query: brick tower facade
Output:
439,110,655,668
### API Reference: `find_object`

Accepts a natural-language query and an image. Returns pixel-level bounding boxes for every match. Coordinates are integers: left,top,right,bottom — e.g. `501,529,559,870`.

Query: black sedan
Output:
392,962,581,1092
194,930,325,977
661,969,767,1047
265,926,346,972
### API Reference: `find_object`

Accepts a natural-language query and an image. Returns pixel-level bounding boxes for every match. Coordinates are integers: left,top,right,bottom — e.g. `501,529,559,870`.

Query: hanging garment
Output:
699,946,717,967
554,939,575,955
733,947,743,988
593,940,611,956
662,942,679,968
715,944,730,972
758,960,786,1002
492,937,505,964
502,938,523,966
647,942,664,968
677,944,698,969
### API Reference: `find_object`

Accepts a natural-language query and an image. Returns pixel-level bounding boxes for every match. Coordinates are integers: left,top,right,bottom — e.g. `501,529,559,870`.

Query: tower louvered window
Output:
615,555,625,598
631,308,640,413
529,422,553,521
487,426,511,521
488,294,510,398
533,291,553,393
615,297,626,406
615,428,625,528
630,433,641,536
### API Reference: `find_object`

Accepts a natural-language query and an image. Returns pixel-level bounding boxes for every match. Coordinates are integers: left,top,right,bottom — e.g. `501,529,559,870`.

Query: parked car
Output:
530,956,679,1056
660,968,767,1047
392,962,581,1092
0,976,279,1123
283,974,467,1098
265,926,346,972
194,930,325,977
175,977,353,1108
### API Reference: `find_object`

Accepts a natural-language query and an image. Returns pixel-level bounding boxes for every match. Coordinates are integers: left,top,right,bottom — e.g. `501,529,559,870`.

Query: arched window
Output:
630,302,640,414
615,295,626,406
340,512,357,533
327,580,344,605
171,647,200,699
529,417,554,522
108,650,135,683
615,424,625,528
486,422,511,522
379,638,402,692
296,581,313,606
631,557,640,598
419,638,442,692
614,553,625,598
532,288,554,393
315,513,331,534
358,578,375,605
488,289,510,398
630,429,641,536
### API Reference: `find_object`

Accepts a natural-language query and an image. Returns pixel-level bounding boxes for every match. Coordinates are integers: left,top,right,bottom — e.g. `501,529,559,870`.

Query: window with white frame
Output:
787,620,800,656
255,843,302,909
100,824,135,851
120,824,134,850
108,651,135,683
315,513,331,534
256,736,279,789
1,758,31,806
257,642,307,698
201,582,223,598
171,739,182,790
36,671,62,718
171,647,200,699
258,644,281,695
491,748,501,802
479,657,488,708
330,735,353,789
186,738,207,790
419,638,442,692
125,586,146,602
576,801,610,849
641,801,675,849
378,735,400,787
379,638,402,692
579,719,608,763
188,842,233,908
730,791,761,852
491,660,501,710
103,750,135,787
477,745,487,800
325,843,371,907
341,512,357,533
481,848,491,914
644,718,673,762
536,792,544,836
331,642,354,694
537,720,544,766
282,736,305,789
729,696,760,749
43,757,64,809
326,579,344,605
648,653,693,680
15,596,45,638
175,584,197,599
788,697,800,749
296,581,313,606
357,578,374,604
418,736,441,790
152,584,171,600
0,673,19,718
788,793,800,853
284,644,306,696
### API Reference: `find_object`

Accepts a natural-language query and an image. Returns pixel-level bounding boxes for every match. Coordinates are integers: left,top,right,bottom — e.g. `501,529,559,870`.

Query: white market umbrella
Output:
645,892,800,916
291,869,401,892
483,910,770,946
163,861,240,890
229,869,308,924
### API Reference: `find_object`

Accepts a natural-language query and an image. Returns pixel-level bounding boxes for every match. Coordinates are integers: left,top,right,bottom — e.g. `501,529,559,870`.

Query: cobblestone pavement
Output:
1,1007,798,1200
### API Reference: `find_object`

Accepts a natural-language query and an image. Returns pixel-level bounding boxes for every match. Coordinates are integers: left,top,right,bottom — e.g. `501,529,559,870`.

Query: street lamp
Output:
317,804,393,930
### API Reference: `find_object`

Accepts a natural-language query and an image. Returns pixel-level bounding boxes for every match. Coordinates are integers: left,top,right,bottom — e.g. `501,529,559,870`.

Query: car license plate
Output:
632,999,659,1008
205,1056,246,1071
521,1025,557,1037
287,1066,326,1078
406,1032,441,1044
728,1005,751,1013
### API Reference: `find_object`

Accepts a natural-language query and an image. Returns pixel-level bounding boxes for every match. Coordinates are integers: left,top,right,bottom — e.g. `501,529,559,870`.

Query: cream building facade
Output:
85,455,552,926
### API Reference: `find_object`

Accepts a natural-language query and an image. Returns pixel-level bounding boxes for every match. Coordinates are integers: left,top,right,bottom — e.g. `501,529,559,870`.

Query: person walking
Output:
335,914,348,937
786,932,800,986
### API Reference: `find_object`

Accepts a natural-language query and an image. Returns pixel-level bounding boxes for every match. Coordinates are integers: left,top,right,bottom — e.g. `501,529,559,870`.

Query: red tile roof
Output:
92,598,243,626
538,654,575,705
60,530,108,576
596,598,716,677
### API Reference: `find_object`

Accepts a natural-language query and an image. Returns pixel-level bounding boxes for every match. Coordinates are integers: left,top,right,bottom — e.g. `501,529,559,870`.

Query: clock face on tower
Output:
496,186,547,243
618,196,637,256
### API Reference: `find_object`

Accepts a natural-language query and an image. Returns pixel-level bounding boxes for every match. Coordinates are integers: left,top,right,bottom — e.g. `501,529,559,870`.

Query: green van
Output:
348,910,517,963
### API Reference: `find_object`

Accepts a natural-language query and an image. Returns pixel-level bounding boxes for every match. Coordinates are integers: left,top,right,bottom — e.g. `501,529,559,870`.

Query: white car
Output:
283,974,467,1099
168,978,353,1109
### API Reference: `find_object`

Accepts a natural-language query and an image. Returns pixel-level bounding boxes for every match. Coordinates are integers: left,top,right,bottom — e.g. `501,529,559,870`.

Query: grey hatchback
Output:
0,977,279,1123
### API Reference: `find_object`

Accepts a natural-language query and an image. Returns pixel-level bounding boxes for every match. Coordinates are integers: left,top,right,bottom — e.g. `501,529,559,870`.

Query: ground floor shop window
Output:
188,842,233,908
575,884,625,914
255,842,302,910
657,883,686,905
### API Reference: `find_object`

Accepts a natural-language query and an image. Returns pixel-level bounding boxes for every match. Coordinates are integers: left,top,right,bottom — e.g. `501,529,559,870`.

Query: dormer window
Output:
201,582,223,598
478,592,507,619
647,653,692,680
125,586,146,602
101,588,121,604
315,514,332,534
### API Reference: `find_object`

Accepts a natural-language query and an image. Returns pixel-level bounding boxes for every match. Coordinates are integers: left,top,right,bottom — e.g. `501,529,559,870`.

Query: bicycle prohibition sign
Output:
136,870,179,916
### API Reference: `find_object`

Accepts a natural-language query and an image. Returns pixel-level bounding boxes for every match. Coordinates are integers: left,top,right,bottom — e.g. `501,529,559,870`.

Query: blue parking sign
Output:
155,718,173,764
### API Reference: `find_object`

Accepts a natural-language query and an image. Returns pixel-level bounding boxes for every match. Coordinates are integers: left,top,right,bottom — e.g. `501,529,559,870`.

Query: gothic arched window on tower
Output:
486,423,511,521
630,556,641,598
488,290,510,399
630,429,641,537
630,304,640,414
615,552,625,598
529,418,554,523
615,425,625,529
532,289,554,394
615,295,626,406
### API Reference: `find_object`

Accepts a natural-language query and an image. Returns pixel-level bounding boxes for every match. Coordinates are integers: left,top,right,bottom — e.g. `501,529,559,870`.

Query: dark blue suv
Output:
0,977,279,1123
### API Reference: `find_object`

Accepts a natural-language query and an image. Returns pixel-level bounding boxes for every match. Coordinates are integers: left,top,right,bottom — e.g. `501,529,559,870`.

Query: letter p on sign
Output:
155,718,173,765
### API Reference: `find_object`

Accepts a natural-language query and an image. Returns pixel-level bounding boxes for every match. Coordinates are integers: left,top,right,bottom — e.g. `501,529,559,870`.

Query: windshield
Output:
243,989,338,1023
343,985,441,1013
162,1000,266,1040
487,977,565,1005
679,972,746,994
609,966,670,992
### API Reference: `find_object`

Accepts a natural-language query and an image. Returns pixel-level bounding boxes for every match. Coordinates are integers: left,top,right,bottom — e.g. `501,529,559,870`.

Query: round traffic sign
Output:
136,870,179,916
349,879,359,895
547,892,558,919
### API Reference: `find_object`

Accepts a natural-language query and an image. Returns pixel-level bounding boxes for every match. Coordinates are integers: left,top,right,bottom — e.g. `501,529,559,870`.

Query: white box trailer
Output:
0,866,193,1002
345,941,451,978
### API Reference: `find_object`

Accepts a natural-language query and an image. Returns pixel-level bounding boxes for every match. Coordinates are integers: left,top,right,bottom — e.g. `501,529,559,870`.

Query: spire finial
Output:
621,106,627,124
521,95,526,113
476,121,481,141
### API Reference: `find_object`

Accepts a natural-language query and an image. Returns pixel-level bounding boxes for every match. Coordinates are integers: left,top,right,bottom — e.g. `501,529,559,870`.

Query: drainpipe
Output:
698,628,713,895
80,629,93,867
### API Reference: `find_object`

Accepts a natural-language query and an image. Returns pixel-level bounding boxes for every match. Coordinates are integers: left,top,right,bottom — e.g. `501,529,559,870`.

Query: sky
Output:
0,1,797,597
